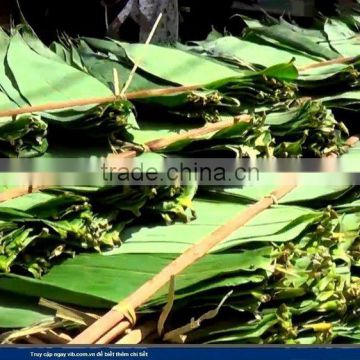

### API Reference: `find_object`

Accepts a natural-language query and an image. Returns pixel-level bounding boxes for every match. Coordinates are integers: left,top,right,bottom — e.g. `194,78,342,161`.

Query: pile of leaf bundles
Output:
0,27,135,155
266,100,348,157
139,100,347,158
180,13,360,139
1,186,359,343
0,185,196,278
185,15,360,95
54,37,298,121
134,186,360,344
0,34,48,157
1,186,360,345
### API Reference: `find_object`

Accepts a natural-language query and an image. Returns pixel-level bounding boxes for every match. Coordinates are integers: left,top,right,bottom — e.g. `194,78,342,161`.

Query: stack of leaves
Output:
0,27,136,156
0,14,358,158
56,37,298,120
185,19,359,91
0,185,359,346
0,111,48,157
127,100,347,158
0,185,196,278
266,100,348,157
179,13,360,151
0,31,48,157
139,186,360,344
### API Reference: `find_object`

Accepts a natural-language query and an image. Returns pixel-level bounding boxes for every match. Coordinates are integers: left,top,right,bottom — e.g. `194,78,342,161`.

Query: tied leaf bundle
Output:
0,27,135,156
0,84,48,157
62,37,298,120
0,186,196,278
268,101,348,157
0,114,48,157
136,101,347,158
151,115,274,158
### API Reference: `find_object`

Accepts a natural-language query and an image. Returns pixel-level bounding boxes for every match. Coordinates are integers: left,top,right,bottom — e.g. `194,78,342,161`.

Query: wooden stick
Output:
298,55,358,72
113,68,121,97
108,115,251,160
146,115,251,152
0,84,203,118
95,320,131,344
70,182,297,344
121,13,163,95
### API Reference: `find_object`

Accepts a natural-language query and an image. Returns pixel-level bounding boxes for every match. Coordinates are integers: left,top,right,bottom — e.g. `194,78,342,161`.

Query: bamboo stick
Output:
96,320,131,344
146,115,251,152
107,115,251,160
0,84,203,118
298,55,358,72
70,181,297,344
121,13,163,95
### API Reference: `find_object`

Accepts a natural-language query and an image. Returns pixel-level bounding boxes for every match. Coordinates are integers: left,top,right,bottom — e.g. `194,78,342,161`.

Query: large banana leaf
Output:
182,36,318,69
5,31,111,110
0,291,53,329
243,23,339,60
82,37,298,115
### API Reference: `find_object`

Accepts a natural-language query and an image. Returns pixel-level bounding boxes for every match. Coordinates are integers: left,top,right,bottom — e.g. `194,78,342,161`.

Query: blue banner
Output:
0,347,360,360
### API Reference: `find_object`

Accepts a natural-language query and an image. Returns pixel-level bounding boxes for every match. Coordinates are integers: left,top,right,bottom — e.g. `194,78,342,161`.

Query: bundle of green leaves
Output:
0,185,196,278
1,186,359,346
0,27,135,156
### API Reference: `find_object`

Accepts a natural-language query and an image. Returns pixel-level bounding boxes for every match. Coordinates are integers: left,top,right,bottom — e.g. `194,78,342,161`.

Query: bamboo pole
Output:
107,115,251,160
70,181,297,344
0,84,203,119
36,330,71,345
146,115,251,152
298,55,358,72
96,320,132,344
